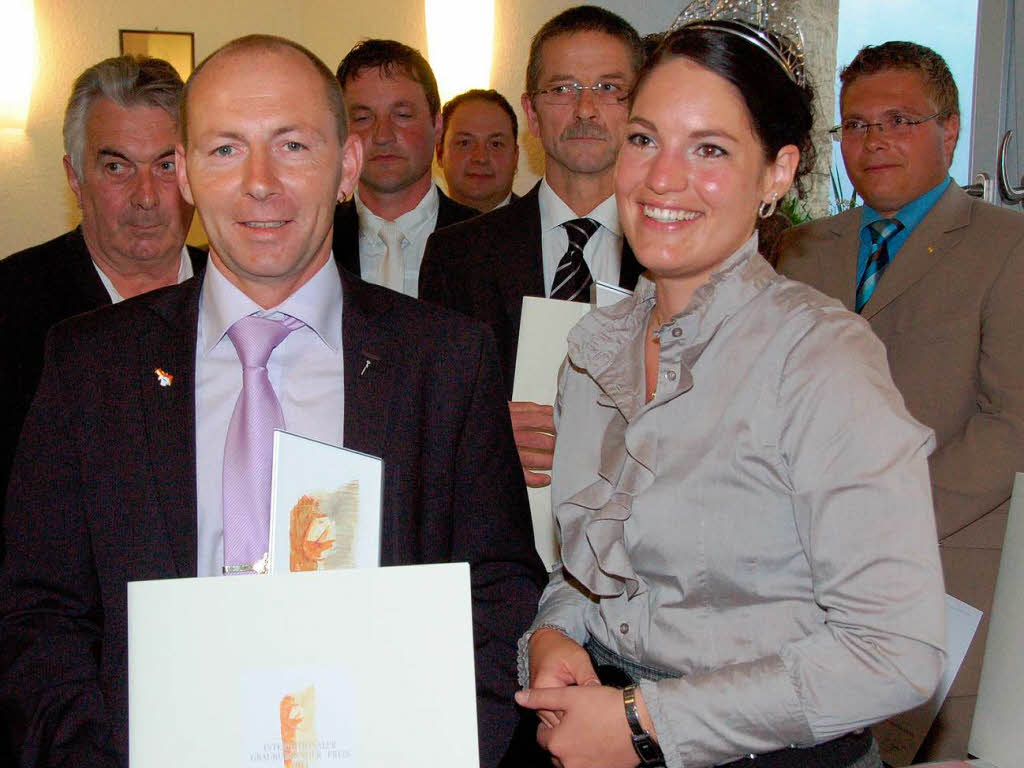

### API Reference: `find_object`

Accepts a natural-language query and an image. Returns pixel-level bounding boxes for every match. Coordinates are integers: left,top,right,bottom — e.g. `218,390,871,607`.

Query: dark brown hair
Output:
633,25,817,196
525,5,643,94
441,89,518,144
336,39,440,119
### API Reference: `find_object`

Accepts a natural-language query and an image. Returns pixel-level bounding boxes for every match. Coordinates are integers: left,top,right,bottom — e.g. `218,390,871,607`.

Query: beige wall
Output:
0,0,679,257
0,0,836,257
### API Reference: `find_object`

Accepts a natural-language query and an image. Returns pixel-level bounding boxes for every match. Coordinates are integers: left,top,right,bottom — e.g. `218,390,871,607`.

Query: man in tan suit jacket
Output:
779,41,1024,763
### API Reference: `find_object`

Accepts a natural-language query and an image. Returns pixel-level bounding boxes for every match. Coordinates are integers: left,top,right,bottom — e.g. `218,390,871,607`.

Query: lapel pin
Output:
154,368,174,387
927,245,935,254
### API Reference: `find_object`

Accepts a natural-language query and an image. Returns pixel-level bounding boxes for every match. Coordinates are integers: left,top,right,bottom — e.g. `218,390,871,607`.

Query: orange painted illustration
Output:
279,685,316,767
288,482,359,572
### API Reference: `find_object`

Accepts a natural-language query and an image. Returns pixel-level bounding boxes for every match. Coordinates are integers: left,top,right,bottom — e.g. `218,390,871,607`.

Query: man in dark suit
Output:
0,55,202,539
1,35,543,768
421,6,644,486
777,42,1024,762
331,39,477,295
438,89,521,212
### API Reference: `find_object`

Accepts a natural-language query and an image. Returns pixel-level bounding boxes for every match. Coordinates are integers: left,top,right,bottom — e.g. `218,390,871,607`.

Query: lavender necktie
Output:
222,314,302,574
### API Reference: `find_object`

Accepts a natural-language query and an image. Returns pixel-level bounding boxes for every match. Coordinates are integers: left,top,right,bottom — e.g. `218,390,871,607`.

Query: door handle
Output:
997,130,1024,202
963,172,994,203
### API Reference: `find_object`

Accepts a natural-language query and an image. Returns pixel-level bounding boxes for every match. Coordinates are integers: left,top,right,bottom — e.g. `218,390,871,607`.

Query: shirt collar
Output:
199,253,343,355
538,177,621,235
354,183,440,244
859,176,951,240
94,245,193,304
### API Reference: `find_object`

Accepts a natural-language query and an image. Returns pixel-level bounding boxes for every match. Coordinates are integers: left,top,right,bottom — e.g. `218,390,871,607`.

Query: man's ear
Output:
175,144,195,206
942,112,960,167
338,134,364,201
63,156,84,209
432,109,443,144
521,92,542,140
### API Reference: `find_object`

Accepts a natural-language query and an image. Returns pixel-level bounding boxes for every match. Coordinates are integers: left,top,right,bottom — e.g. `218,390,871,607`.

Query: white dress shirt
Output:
355,184,440,298
94,245,194,303
538,178,622,296
194,256,346,577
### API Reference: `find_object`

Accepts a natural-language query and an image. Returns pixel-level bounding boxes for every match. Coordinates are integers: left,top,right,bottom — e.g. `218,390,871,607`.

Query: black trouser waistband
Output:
718,728,873,768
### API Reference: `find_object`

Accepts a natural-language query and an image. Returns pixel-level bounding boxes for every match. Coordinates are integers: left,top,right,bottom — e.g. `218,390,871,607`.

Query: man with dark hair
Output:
421,5,645,487
438,89,520,212
332,39,477,297
0,55,202,533
778,40,1024,763
1,34,543,768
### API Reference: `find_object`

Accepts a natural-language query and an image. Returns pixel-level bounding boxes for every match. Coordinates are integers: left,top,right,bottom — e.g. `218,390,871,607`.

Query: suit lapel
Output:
824,210,861,311
136,280,202,577
619,239,643,290
505,183,545,299
331,199,362,277
339,272,400,461
65,227,115,310
436,186,479,227
862,185,968,320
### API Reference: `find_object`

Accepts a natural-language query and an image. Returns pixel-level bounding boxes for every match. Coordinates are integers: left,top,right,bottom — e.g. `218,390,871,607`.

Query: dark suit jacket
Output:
0,228,206,533
0,268,544,768
331,185,479,276
419,181,644,396
777,184,1024,759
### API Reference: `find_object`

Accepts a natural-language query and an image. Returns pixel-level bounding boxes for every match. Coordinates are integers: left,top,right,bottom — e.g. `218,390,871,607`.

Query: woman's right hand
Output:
528,628,600,728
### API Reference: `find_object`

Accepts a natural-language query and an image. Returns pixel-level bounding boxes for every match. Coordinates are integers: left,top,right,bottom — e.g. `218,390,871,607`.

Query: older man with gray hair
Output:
0,54,202,525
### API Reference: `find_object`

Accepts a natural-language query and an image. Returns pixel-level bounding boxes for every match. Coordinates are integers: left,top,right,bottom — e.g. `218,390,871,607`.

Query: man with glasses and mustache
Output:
421,5,644,489
779,41,1024,764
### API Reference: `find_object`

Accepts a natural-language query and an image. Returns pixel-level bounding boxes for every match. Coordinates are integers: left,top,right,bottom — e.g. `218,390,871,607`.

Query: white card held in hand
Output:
269,430,383,574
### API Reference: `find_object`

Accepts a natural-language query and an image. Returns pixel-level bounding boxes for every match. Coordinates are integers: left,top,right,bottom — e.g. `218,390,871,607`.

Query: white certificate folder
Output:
128,563,479,767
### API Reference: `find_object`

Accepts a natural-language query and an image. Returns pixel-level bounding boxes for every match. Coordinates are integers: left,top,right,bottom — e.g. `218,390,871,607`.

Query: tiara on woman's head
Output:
670,0,806,87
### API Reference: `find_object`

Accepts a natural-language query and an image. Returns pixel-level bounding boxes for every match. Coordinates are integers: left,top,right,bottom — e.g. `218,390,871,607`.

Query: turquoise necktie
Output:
856,218,903,313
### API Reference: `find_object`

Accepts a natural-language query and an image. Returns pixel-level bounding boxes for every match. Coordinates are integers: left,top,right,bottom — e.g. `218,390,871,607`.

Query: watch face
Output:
632,734,666,766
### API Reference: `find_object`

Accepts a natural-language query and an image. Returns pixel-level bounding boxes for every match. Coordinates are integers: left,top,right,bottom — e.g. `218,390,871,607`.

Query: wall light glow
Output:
0,0,37,131
425,0,495,106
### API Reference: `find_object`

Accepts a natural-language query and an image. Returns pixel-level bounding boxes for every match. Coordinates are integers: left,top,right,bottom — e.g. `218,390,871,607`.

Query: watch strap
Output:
623,684,665,766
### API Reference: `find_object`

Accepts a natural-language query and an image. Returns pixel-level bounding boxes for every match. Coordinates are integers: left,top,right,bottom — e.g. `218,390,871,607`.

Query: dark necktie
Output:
855,218,903,313
550,217,600,302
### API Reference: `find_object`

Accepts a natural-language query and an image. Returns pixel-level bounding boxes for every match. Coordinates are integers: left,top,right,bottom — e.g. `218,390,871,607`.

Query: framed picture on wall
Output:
119,30,195,79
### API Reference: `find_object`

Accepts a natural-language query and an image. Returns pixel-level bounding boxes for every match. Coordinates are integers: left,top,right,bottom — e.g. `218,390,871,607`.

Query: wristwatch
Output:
623,683,665,766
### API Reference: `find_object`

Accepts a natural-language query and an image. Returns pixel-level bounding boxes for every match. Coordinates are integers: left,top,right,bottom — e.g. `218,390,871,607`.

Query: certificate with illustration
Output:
268,431,382,574
128,563,479,766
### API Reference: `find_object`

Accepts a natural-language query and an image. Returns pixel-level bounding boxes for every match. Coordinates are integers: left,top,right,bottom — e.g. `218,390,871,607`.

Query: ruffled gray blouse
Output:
520,236,946,768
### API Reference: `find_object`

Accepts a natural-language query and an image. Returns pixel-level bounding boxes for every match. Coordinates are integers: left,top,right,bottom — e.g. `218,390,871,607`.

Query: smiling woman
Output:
516,12,947,768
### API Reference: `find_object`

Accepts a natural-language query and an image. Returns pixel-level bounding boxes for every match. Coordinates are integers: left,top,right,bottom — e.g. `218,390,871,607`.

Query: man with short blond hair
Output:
778,40,1024,763
1,34,543,768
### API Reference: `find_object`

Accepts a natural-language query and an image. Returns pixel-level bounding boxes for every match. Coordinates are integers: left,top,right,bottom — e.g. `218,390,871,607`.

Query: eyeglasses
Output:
531,82,628,106
829,110,950,142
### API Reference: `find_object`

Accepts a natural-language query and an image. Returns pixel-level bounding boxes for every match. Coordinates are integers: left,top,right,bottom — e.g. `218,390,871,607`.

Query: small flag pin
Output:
155,368,174,387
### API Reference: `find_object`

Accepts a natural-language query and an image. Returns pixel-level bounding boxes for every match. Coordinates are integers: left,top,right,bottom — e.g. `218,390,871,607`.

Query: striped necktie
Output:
855,218,904,313
550,217,600,302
